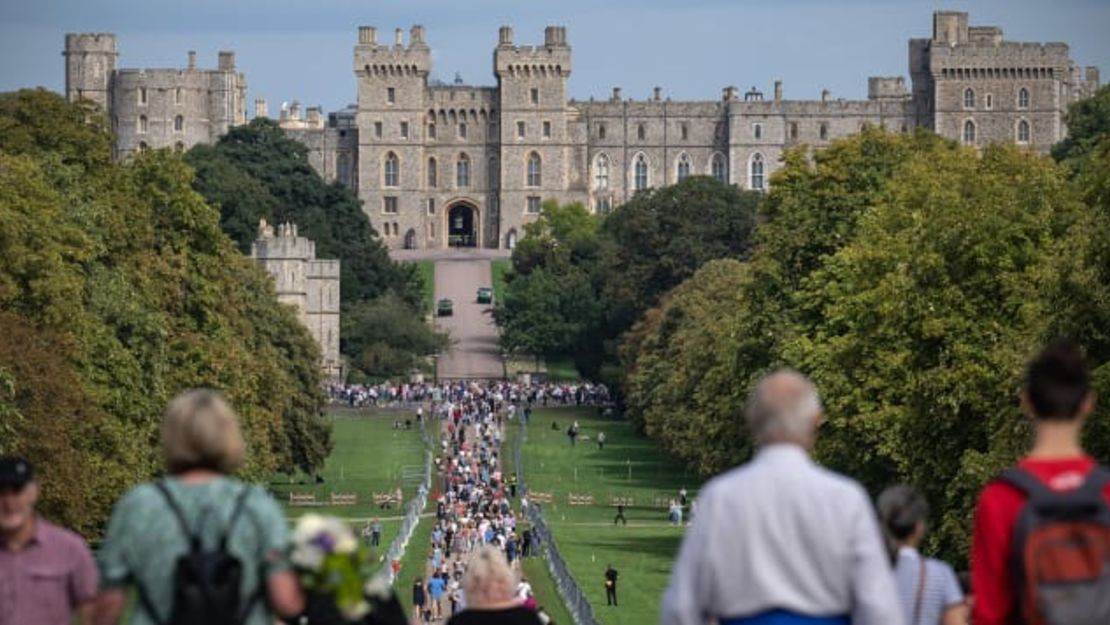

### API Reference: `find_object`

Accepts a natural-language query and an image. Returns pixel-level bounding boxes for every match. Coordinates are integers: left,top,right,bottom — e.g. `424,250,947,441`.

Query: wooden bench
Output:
330,492,358,506
528,491,554,504
289,492,317,507
568,493,595,506
610,496,634,507
373,492,402,508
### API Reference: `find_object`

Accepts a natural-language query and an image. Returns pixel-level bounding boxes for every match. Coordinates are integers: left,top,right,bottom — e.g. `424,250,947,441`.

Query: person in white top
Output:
660,370,904,625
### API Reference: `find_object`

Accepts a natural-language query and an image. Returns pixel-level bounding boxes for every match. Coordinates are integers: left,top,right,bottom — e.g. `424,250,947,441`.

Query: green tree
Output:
1052,84,1110,173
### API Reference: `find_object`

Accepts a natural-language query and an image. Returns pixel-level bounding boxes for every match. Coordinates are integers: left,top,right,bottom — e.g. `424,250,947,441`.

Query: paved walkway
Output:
392,248,511,262
434,259,503,379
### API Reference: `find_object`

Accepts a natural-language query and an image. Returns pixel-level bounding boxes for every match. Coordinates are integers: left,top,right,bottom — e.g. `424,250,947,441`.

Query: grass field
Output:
414,260,436,313
271,410,427,564
395,515,432,614
518,408,701,625
491,258,510,304
543,356,581,381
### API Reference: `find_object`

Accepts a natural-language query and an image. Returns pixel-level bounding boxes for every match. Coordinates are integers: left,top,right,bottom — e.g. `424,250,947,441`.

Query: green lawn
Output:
395,515,432,614
271,410,427,564
491,258,510,304
543,356,581,382
414,260,436,314
518,408,701,625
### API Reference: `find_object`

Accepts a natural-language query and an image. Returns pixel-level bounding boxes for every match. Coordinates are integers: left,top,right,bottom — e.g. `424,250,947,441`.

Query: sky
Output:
2,0,1107,113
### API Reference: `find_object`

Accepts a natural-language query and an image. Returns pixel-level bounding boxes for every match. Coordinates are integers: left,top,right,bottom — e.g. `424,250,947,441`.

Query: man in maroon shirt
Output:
0,456,98,625
970,342,1109,625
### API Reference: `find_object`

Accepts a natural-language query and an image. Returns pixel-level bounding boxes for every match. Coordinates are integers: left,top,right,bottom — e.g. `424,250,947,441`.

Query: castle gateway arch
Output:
447,202,479,248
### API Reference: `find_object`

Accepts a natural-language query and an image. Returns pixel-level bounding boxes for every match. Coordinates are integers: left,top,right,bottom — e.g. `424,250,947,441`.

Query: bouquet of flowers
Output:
291,514,398,623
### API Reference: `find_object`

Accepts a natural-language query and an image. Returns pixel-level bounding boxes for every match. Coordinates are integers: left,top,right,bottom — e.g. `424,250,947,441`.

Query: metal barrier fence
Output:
381,416,434,584
515,420,601,625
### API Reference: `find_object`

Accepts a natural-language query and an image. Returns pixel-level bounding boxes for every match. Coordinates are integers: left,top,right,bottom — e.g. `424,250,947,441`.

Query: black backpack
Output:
138,481,260,625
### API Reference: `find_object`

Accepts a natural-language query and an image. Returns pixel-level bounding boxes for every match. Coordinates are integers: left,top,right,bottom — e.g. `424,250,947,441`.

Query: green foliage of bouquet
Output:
291,514,391,621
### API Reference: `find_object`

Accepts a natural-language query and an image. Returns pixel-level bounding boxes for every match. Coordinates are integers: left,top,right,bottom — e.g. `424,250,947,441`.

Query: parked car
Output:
477,287,494,304
437,298,454,316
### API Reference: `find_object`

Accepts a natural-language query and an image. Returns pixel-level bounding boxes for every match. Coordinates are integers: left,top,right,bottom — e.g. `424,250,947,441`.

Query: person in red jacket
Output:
970,341,1107,625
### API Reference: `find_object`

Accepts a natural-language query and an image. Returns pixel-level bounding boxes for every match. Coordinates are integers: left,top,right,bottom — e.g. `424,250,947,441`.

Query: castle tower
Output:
353,24,431,247
64,33,118,110
494,26,573,248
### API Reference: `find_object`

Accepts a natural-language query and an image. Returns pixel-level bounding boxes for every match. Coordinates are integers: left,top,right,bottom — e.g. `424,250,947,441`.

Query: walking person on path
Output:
447,546,541,625
613,503,627,526
604,564,619,606
412,577,427,624
877,485,966,625
661,370,902,625
371,517,382,547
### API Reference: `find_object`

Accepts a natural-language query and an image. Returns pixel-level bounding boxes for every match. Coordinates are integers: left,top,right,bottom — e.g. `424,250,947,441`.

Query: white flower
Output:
293,514,328,544
341,600,371,620
291,543,325,570
365,574,392,600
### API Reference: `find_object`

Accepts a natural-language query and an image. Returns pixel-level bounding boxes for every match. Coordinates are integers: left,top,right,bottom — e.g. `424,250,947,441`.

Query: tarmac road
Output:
433,259,503,379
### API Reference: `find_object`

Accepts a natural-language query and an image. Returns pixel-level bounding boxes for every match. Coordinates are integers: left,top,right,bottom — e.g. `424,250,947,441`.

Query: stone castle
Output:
65,11,1100,251
250,220,342,380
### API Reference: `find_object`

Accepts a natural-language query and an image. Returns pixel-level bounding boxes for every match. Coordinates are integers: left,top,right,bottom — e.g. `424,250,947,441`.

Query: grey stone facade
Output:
65,10,1100,250
64,34,247,160
250,220,342,380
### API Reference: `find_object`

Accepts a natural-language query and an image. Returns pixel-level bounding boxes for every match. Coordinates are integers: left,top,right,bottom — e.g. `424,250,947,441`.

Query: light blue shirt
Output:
660,445,904,625
892,547,963,625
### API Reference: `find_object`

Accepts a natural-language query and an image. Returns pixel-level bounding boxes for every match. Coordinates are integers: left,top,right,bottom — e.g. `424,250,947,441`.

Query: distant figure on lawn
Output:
613,503,627,526
596,431,606,450
661,370,903,625
604,564,619,606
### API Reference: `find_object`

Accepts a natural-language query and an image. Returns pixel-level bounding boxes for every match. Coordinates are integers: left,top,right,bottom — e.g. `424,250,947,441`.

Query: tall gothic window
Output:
964,88,975,109
1018,87,1030,110
749,153,765,191
633,153,649,191
676,153,692,182
963,120,977,145
456,153,470,188
1017,120,1031,144
383,152,399,187
138,115,148,134
637,124,646,141
711,153,727,184
427,157,437,188
527,152,542,187
820,123,828,140
174,115,184,132
595,154,610,190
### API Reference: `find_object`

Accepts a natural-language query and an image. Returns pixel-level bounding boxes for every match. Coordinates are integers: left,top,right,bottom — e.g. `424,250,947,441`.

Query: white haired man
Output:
660,370,903,625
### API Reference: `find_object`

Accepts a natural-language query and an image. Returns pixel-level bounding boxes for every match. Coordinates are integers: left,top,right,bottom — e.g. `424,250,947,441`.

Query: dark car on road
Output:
477,287,493,304
437,298,454,316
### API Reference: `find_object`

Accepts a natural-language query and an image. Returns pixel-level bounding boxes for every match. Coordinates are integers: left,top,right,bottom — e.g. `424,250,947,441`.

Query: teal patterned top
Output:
97,476,290,625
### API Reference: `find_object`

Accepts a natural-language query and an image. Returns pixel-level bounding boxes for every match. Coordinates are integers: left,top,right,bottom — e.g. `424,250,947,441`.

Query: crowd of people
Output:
410,384,553,624
2,341,1109,625
327,380,611,411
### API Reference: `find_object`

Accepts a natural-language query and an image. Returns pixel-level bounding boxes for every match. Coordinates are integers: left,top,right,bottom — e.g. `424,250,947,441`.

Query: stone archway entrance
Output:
447,203,478,248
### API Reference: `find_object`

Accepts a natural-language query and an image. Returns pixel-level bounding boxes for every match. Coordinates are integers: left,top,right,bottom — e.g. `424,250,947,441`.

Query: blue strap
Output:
721,610,851,625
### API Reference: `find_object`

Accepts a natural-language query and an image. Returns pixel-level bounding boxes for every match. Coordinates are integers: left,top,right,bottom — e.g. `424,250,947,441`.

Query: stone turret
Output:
63,33,118,110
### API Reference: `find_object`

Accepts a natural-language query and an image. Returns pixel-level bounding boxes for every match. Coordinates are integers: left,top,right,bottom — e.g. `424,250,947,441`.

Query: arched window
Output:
963,120,976,145
384,152,399,187
633,153,649,191
456,153,470,187
174,115,184,132
749,153,765,191
964,88,975,109
711,153,727,184
819,123,828,141
427,157,437,188
428,122,437,139
637,124,646,141
1018,87,1030,110
1017,119,1031,144
138,87,147,105
595,153,610,190
527,152,542,187
138,115,148,134
676,153,692,182
598,124,606,139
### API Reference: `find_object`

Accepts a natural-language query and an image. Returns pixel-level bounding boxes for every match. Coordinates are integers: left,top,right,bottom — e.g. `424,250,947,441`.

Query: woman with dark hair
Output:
877,485,968,625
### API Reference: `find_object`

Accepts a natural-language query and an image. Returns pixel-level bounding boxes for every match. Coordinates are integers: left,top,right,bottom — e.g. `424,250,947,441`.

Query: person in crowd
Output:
877,485,966,625
427,572,446,620
679,487,688,508
971,341,1110,625
93,389,303,625
0,456,99,625
447,546,541,625
412,577,427,624
604,563,619,607
661,370,902,625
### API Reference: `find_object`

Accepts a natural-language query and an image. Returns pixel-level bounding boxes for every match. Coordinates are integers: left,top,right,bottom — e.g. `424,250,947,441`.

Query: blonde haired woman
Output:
447,546,540,625
94,390,303,625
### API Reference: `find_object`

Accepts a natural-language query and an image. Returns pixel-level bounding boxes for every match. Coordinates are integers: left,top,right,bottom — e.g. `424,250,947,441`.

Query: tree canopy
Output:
0,89,331,536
